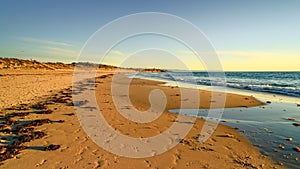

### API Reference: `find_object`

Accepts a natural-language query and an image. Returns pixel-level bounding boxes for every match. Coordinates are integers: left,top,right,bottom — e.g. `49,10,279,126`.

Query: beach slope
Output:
0,69,283,169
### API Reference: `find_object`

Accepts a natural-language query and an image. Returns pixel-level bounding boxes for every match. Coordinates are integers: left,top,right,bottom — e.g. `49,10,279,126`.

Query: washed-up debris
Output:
44,144,60,151
293,146,300,152
287,118,296,121
293,123,300,127
217,134,234,138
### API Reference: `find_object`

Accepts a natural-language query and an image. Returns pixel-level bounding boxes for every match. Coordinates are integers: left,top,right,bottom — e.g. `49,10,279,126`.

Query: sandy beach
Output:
2,0,300,168
0,68,284,169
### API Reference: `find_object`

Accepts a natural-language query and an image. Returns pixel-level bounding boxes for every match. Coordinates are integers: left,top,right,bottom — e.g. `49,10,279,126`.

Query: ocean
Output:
131,71,300,98
128,71,300,168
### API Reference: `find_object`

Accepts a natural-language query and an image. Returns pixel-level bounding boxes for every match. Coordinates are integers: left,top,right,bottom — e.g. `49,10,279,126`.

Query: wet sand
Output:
0,69,283,168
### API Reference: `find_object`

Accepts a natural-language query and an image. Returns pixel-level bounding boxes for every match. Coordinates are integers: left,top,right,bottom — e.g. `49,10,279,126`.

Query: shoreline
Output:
0,69,283,168
129,73,300,105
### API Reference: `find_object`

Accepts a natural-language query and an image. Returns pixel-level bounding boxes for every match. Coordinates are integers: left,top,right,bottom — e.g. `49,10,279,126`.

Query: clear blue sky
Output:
0,0,299,70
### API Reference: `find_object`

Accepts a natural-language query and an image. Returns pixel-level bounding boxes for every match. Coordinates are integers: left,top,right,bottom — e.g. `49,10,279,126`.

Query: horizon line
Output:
1,56,299,72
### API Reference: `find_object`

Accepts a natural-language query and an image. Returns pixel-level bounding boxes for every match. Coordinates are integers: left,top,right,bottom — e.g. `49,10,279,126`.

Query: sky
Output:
0,0,299,71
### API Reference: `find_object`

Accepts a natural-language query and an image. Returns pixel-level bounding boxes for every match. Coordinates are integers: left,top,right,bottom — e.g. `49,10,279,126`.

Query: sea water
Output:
131,71,300,98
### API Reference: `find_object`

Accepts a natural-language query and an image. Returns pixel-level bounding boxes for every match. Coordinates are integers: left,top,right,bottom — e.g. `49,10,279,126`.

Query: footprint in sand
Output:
172,150,181,164
35,159,47,167
144,160,152,167
93,160,103,169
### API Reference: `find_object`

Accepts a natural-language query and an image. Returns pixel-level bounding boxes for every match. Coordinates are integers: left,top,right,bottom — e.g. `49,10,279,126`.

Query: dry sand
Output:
0,69,284,169
0,70,74,110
